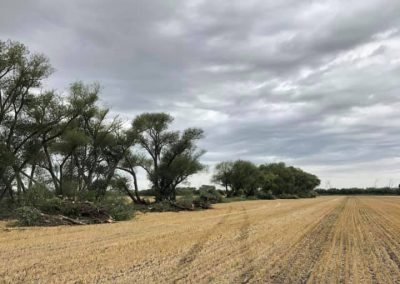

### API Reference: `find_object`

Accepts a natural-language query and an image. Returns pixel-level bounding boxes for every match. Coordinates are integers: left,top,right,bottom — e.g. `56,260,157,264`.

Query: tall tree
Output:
212,160,261,197
47,82,125,198
130,113,205,201
0,40,52,201
212,161,234,195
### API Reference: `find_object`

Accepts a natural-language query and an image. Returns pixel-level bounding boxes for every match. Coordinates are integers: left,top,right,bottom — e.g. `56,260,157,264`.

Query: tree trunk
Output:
0,187,7,202
131,171,144,204
28,164,36,190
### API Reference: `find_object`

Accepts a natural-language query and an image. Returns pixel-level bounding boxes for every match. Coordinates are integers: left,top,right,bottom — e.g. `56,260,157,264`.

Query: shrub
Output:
96,192,135,221
147,201,178,212
54,200,81,217
217,189,226,196
15,206,43,226
176,187,197,196
277,193,299,199
246,195,258,200
222,196,248,203
77,190,98,202
298,191,317,198
139,188,156,196
193,196,211,209
198,187,223,204
38,197,64,214
175,196,195,210
21,183,54,207
38,194,135,222
256,190,276,200
107,204,135,221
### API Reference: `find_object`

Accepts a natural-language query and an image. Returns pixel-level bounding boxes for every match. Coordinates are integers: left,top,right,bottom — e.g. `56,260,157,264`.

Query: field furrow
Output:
1,196,400,283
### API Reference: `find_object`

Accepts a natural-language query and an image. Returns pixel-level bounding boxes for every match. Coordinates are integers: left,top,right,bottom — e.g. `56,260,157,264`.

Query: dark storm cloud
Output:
1,0,400,187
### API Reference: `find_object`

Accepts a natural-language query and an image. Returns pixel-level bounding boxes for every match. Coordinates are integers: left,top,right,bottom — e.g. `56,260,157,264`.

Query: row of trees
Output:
316,187,400,195
0,40,204,205
0,39,322,213
212,161,320,198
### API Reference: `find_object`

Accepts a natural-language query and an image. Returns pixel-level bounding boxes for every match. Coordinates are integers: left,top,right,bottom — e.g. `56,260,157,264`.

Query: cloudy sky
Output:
2,0,400,188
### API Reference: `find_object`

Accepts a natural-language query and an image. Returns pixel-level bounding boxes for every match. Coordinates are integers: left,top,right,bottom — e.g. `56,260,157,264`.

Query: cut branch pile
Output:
16,201,115,226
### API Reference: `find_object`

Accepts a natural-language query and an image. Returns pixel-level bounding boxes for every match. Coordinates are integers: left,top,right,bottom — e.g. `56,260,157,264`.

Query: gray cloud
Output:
1,0,400,188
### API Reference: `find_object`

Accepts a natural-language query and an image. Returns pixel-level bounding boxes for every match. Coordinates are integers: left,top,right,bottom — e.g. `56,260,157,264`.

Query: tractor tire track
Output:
266,200,345,283
172,207,233,282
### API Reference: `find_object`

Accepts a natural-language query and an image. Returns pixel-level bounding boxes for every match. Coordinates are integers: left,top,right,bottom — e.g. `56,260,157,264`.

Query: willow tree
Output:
130,113,205,202
43,82,126,198
0,40,53,201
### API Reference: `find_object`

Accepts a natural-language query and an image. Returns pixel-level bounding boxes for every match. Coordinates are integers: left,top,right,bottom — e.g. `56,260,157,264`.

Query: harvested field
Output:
1,196,400,283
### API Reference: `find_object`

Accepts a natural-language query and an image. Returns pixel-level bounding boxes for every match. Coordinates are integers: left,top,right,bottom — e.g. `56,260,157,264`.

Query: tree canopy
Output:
0,40,205,204
0,38,322,212
213,160,320,198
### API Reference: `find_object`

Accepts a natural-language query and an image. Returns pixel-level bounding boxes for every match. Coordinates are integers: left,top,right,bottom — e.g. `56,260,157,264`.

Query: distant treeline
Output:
212,161,320,199
316,187,400,195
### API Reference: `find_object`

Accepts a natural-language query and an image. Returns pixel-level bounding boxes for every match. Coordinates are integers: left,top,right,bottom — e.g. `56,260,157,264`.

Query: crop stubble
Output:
1,196,400,283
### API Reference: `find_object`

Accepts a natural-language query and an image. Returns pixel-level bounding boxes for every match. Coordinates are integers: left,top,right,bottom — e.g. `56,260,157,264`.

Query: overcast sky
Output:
2,0,400,188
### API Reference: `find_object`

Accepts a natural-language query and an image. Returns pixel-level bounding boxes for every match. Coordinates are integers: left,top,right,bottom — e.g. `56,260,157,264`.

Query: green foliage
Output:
0,39,208,220
213,160,320,199
147,201,178,212
176,187,197,196
298,191,318,198
21,183,54,207
139,189,156,196
15,206,43,226
107,203,135,221
19,189,136,223
131,112,205,202
96,192,135,221
38,199,81,217
256,190,276,200
259,163,320,197
213,160,261,197
1,39,329,226
37,197,64,214
198,186,223,204
277,193,300,199
222,196,249,203
0,40,53,200
316,187,400,195
212,161,233,193
175,195,195,210
193,196,211,209
230,160,261,197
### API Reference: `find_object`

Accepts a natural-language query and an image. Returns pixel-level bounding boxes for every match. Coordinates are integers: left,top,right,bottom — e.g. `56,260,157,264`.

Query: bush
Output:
41,199,82,217
222,196,248,203
15,206,43,226
176,187,197,196
107,204,135,221
193,196,211,209
21,183,54,207
139,188,156,196
175,195,195,210
33,193,135,223
277,193,299,199
38,197,64,214
217,189,226,196
147,201,178,212
96,192,135,221
256,190,276,200
77,190,98,202
198,187,223,204
298,191,317,198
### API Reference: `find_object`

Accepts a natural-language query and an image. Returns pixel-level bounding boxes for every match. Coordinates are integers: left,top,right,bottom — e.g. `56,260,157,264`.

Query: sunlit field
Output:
2,196,400,283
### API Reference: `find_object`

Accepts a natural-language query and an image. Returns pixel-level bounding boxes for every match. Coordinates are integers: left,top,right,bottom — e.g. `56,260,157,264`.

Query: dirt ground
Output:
1,196,400,283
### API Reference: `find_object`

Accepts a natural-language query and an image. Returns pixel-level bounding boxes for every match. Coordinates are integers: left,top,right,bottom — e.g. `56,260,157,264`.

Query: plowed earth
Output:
1,196,400,283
